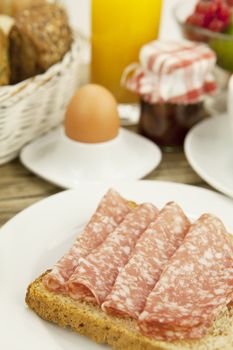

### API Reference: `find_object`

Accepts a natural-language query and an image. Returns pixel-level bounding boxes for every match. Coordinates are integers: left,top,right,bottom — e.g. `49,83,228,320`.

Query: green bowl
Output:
174,0,233,72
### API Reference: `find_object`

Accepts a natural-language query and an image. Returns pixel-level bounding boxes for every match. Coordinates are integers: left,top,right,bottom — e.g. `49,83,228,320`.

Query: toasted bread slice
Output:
26,272,233,350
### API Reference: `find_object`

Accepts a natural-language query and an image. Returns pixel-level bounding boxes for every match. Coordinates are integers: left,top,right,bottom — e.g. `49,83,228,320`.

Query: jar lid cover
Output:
122,40,217,104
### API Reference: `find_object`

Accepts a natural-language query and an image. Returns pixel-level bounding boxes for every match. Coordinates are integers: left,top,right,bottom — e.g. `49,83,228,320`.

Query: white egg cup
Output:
20,127,162,188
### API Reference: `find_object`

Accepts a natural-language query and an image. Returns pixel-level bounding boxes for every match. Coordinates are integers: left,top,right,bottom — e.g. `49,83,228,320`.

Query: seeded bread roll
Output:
0,0,46,16
0,28,9,85
9,3,72,84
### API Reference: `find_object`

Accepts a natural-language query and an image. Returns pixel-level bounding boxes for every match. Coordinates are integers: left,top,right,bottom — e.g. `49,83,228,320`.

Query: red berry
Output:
217,3,231,22
196,1,217,15
226,0,233,6
204,13,216,27
209,18,225,31
186,0,232,32
187,13,206,27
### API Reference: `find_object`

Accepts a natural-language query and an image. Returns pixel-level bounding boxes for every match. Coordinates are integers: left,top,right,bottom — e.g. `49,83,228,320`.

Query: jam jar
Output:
139,100,207,148
122,40,217,148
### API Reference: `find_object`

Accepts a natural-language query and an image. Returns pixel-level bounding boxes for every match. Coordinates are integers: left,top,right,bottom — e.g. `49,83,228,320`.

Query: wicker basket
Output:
0,32,88,165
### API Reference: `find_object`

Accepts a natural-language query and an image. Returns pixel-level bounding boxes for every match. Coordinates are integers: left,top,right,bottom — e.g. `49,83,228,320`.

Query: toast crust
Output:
26,272,233,350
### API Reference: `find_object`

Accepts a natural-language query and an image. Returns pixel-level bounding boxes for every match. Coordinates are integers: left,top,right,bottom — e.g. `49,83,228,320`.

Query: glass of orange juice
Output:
91,0,163,104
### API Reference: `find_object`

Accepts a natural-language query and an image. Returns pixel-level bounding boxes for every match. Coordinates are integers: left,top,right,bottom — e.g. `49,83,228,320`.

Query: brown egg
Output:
65,84,120,143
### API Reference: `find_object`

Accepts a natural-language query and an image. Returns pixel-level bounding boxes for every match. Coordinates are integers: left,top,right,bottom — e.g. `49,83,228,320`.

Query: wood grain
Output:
0,150,212,228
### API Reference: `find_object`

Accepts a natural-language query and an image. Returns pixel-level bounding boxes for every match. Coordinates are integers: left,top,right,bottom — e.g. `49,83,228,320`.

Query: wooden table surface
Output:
0,148,211,228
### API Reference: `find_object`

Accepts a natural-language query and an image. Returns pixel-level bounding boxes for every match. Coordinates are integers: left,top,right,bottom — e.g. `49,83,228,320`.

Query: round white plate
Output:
0,180,233,350
20,127,162,188
185,114,233,198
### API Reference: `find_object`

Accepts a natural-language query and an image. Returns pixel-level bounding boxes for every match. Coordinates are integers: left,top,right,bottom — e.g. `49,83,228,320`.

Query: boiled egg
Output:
65,84,120,143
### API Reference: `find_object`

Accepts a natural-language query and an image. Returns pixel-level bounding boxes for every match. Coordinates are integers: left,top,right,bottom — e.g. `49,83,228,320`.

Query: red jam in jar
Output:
139,100,206,148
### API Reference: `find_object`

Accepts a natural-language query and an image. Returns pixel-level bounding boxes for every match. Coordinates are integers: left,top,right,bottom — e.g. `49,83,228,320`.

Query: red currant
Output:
226,0,233,6
209,18,226,31
186,0,232,32
217,3,231,22
196,1,217,16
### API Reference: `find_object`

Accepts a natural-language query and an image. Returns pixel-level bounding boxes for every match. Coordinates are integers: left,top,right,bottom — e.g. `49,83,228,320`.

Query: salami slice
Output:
43,189,131,293
139,214,233,341
67,203,158,304
102,202,190,319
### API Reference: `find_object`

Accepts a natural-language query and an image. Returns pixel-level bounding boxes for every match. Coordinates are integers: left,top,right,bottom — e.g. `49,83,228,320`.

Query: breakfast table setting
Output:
1,1,233,350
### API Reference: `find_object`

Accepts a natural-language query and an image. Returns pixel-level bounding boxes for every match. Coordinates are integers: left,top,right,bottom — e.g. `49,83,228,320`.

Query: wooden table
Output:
0,149,211,228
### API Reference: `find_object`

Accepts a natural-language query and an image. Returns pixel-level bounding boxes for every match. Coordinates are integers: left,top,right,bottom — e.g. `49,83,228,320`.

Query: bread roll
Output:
0,28,9,85
9,3,72,84
0,0,46,16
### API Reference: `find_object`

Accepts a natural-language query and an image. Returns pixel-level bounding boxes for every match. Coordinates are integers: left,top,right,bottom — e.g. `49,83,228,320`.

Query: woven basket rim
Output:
0,30,88,102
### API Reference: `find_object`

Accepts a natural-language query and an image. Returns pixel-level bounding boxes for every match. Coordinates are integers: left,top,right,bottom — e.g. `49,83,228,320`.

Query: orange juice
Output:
91,0,163,103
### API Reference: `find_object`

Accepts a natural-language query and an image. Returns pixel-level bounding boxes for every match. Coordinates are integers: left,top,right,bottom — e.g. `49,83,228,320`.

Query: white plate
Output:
20,127,162,188
1,180,233,350
185,114,233,198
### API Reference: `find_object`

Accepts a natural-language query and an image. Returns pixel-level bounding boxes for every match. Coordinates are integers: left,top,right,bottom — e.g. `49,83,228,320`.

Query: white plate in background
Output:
185,114,233,198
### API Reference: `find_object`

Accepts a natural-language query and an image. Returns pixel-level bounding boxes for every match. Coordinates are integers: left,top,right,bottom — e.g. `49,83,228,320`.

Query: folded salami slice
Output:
67,203,158,305
102,202,190,319
139,214,233,341
43,189,131,293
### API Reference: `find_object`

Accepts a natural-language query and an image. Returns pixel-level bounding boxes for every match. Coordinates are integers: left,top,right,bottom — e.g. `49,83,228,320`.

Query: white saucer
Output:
20,127,162,188
185,114,233,198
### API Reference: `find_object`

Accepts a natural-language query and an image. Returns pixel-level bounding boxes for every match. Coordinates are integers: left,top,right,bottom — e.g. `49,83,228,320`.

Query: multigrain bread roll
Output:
0,0,46,16
0,15,14,86
9,3,72,84
0,28,9,85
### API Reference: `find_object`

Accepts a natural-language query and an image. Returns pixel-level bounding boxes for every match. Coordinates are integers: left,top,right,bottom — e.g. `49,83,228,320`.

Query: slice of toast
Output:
26,272,233,350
